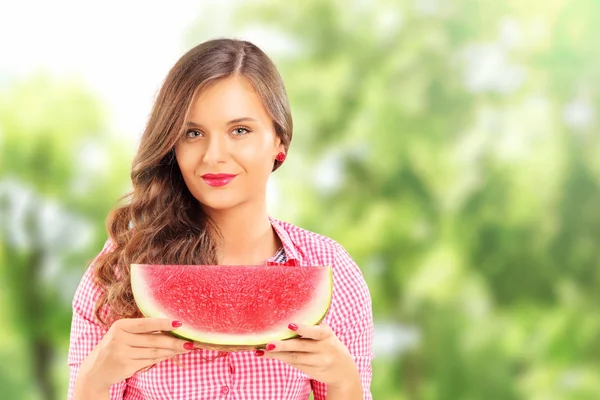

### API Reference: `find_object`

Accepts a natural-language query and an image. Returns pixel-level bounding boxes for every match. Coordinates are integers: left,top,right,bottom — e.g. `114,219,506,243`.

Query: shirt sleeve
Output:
312,244,375,400
67,238,127,400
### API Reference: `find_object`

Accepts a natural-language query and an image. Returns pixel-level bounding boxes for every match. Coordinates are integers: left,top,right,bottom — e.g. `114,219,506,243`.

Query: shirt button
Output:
221,386,229,395
229,364,235,374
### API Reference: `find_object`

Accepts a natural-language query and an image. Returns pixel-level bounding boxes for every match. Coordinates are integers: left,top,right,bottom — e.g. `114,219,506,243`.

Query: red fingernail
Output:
288,323,298,331
266,343,276,351
184,342,194,350
172,321,183,328
255,350,265,356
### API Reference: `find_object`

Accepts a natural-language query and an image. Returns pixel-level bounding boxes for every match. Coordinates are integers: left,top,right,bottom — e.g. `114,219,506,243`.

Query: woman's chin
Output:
197,195,246,212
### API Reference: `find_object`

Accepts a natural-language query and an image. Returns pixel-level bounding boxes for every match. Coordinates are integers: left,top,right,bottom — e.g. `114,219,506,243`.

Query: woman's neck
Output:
205,203,281,265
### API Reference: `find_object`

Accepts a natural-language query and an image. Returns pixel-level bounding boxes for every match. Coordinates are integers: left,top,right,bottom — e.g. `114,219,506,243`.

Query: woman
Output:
68,38,373,400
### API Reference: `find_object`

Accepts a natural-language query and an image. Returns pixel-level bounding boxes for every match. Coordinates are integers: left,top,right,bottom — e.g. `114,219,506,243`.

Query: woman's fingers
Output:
262,323,334,354
123,331,193,361
257,323,341,372
126,332,192,351
265,338,317,353
290,323,332,341
115,317,181,334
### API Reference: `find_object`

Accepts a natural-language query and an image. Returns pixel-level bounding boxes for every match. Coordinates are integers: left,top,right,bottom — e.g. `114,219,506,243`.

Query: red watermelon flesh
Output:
130,264,332,349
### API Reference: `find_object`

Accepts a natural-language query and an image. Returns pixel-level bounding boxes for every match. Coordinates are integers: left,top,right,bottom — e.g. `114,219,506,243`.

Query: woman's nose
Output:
202,134,228,164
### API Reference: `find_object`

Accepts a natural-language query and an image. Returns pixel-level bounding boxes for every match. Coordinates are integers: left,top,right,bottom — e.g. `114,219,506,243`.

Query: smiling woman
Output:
67,38,374,400
176,76,284,210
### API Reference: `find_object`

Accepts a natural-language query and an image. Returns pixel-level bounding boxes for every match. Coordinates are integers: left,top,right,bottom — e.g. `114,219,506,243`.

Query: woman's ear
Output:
273,135,285,155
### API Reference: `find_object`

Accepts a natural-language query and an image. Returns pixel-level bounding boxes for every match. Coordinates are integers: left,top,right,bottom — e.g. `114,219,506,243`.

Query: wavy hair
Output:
93,38,293,326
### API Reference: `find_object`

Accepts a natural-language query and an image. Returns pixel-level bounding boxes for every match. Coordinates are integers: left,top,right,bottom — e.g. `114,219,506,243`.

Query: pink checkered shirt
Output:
68,217,374,399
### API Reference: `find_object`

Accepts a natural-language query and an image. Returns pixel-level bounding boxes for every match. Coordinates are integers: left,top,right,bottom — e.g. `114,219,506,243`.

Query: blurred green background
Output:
1,0,599,399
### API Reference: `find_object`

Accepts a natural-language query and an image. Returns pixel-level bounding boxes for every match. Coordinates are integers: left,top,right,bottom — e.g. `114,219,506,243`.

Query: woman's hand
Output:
256,323,363,395
75,318,193,394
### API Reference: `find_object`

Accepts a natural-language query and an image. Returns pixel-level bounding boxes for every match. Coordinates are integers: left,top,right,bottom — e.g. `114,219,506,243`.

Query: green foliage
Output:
0,75,131,399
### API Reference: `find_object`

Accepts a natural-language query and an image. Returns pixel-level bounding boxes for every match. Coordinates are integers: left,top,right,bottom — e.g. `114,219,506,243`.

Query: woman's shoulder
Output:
274,218,338,246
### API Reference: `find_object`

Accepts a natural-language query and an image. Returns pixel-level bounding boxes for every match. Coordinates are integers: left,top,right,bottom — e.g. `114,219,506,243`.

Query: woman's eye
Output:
186,130,203,138
232,127,251,136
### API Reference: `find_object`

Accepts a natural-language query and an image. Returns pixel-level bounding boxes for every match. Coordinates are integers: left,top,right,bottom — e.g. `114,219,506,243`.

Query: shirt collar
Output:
268,216,301,266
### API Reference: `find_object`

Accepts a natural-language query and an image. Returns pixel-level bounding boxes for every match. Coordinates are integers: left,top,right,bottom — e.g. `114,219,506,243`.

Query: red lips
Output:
201,173,237,187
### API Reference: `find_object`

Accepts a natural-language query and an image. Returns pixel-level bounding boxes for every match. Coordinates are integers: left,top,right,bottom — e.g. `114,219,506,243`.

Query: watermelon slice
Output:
130,264,332,350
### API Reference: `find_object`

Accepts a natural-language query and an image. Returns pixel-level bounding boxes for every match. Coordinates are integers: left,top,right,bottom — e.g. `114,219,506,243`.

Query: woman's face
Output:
175,75,284,211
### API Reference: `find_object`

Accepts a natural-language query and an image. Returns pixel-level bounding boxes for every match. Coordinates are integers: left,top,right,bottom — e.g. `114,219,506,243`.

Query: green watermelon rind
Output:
131,264,333,351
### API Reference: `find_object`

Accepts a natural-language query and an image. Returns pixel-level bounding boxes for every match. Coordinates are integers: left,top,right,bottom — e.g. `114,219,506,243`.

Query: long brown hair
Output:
93,38,293,326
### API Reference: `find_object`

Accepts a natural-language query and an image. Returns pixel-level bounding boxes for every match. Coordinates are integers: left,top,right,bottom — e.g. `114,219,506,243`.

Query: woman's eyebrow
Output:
186,117,258,128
